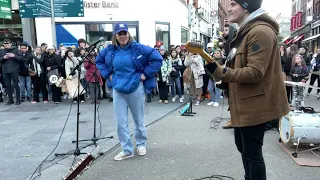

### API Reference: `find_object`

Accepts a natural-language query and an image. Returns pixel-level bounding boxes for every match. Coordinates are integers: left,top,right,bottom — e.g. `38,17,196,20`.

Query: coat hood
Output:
232,9,279,47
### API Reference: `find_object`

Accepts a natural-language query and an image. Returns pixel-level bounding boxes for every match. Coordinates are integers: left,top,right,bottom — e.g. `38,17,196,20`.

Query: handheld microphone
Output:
88,37,105,49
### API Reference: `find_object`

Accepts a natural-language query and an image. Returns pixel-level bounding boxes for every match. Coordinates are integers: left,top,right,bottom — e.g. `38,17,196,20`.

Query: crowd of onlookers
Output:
0,37,227,107
281,44,320,107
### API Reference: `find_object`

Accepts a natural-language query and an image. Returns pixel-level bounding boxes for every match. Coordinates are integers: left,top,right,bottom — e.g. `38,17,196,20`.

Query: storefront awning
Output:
286,38,294,45
292,34,304,43
301,34,320,43
281,36,290,43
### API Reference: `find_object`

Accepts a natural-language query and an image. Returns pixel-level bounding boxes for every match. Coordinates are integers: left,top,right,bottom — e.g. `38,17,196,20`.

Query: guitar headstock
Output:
63,145,101,180
185,41,204,54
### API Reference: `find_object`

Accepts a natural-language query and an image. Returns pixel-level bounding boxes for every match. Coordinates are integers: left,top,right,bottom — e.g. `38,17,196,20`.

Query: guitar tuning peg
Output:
78,161,81,165
62,176,66,180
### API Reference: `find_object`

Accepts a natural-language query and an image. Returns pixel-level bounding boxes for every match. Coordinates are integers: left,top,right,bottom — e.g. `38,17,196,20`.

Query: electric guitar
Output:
63,145,101,180
185,41,233,98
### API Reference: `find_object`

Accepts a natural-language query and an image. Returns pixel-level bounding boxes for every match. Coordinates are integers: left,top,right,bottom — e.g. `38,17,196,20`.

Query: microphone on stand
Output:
88,37,105,49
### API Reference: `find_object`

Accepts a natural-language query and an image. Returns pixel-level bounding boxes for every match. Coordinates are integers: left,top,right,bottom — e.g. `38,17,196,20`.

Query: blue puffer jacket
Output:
96,42,163,94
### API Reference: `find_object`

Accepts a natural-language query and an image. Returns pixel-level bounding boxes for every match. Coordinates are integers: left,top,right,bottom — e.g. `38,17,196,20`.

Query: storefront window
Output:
181,27,189,44
192,32,197,40
155,23,170,50
85,23,139,46
0,11,23,46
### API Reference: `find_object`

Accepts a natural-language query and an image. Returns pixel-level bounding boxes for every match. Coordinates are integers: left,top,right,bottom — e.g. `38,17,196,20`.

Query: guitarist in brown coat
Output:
204,1,289,180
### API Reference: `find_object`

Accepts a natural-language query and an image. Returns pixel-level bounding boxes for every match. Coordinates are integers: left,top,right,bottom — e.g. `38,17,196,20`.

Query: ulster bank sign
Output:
84,1,119,8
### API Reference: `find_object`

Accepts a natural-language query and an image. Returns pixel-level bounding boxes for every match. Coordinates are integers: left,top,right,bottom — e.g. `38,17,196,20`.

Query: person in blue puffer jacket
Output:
96,23,162,161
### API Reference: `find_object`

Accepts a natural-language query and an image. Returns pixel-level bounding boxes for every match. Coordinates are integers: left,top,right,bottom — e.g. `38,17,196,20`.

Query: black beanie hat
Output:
234,0,263,13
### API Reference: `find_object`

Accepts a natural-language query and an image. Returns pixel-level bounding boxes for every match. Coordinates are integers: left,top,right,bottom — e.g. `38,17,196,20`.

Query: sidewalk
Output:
78,98,320,180
0,97,184,180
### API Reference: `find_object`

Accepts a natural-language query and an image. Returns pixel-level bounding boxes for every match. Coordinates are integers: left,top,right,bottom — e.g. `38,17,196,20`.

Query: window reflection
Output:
155,23,170,50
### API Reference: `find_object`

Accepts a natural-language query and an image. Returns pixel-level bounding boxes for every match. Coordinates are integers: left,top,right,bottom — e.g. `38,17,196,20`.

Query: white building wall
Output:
35,0,188,47
188,0,214,45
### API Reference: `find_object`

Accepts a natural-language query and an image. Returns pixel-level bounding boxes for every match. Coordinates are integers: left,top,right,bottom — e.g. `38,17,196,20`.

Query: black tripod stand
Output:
55,58,90,157
73,67,113,147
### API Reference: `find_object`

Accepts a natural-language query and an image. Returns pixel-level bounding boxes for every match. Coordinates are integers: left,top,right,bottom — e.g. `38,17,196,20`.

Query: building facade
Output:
302,0,320,52
190,0,216,46
289,0,312,49
218,0,229,31
276,13,291,39
35,0,190,49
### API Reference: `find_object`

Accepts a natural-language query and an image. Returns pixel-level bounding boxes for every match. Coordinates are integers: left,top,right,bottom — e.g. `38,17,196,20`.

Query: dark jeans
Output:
102,77,107,98
3,73,20,101
51,84,61,103
234,123,267,180
31,74,48,102
285,86,292,103
180,77,184,95
202,74,209,96
158,80,168,100
89,82,100,100
308,74,320,94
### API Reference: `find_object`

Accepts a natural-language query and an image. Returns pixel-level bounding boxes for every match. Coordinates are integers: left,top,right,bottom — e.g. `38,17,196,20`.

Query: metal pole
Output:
50,0,57,47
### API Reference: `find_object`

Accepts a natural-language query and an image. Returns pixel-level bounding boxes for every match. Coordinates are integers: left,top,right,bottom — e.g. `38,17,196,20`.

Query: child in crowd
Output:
290,55,309,107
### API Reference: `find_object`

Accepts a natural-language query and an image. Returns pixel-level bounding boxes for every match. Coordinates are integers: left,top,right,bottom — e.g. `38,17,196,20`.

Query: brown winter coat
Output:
212,13,290,127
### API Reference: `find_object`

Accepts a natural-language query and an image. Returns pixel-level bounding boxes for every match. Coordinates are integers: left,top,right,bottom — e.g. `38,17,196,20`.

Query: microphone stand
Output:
74,65,113,147
55,47,96,157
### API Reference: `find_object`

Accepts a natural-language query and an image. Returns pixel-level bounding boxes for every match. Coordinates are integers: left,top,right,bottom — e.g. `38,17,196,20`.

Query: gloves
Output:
205,62,218,74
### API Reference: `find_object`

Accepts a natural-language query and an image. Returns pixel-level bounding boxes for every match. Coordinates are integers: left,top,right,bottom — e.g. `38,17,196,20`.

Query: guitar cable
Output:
210,93,229,129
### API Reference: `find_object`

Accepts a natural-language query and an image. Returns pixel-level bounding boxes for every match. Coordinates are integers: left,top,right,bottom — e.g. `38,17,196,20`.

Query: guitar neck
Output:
199,50,215,64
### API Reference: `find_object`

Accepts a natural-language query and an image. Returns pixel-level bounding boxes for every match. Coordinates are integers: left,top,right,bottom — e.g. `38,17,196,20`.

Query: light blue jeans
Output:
19,76,32,99
170,76,182,97
208,79,220,103
113,82,147,155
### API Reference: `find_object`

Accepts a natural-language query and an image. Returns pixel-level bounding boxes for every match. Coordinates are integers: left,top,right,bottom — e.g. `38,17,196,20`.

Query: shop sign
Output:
84,1,119,8
296,12,302,28
291,16,296,31
0,0,12,19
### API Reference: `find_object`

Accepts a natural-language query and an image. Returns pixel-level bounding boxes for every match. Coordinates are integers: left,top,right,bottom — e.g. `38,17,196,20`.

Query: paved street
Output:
78,96,320,180
0,90,319,180
0,97,184,180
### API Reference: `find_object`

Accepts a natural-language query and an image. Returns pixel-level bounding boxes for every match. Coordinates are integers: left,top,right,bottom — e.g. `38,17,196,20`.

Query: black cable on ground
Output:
210,96,229,129
29,99,74,180
29,83,84,180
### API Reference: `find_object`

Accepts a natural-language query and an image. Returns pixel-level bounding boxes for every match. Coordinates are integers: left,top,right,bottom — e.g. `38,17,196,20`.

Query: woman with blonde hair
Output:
96,23,162,161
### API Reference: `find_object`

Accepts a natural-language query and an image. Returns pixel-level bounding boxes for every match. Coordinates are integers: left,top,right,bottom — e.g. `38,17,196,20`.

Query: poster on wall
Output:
0,0,12,19
55,24,86,48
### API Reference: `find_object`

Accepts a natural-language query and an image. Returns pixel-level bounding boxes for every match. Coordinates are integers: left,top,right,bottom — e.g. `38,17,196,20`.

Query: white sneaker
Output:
207,101,214,106
63,94,68,99
220,96,224,99
195,100,200,106
179,98,183,103
137,147,147,156
213,102,219,107
181,95,184,100
114,152,134,161
172,96,177,102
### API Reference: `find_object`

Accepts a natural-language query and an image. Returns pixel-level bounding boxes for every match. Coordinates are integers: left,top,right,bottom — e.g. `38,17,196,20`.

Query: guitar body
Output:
185,41,234,99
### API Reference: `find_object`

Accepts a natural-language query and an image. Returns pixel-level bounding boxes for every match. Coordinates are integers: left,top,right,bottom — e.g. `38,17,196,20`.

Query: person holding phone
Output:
0,39,23,105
